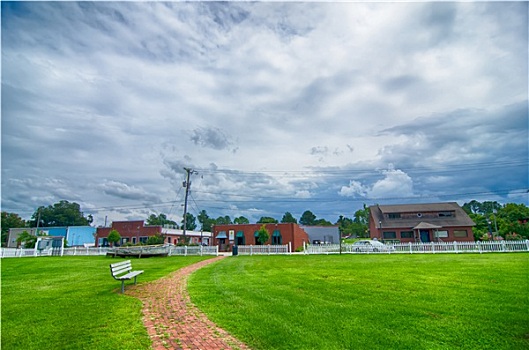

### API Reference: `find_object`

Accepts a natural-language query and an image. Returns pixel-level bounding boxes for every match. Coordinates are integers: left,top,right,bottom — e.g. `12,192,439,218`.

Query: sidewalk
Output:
129,256,249,350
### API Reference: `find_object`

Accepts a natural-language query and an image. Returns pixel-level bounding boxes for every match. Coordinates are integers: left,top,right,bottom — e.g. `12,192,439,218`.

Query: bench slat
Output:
110,260,131,268
111,266,131,276
117,270,144,280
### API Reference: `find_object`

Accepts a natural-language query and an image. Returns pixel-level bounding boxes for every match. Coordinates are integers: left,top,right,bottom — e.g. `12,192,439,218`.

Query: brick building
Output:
369,202,475,243
212,223,309,252
95,220,211,247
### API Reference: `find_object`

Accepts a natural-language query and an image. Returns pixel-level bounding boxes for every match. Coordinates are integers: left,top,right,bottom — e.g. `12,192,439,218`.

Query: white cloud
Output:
340,168,416,200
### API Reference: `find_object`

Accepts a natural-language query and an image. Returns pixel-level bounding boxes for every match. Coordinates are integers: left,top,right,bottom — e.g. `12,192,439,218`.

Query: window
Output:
454,230,468,238
139,236,149,244
254,231,261,245
272,230,282,245
438,212,454,217
400,231,413,239
132,237,137,244
388,213,401,219
383,231,397,239
436,230,449,238
236,231,245,245
121,238,129,245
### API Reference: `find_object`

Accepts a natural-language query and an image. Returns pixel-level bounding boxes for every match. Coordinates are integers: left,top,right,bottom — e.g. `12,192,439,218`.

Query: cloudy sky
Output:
2,1,528,227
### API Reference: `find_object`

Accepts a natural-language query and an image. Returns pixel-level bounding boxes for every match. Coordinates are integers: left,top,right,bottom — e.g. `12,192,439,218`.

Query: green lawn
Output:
188,254,529,350
2,254,528,350
1,255,213,350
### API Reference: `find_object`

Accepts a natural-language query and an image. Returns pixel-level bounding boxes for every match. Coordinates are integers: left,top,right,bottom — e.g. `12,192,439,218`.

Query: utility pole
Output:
182,167,197,244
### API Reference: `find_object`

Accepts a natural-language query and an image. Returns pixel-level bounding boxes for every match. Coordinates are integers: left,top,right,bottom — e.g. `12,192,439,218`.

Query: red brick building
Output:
369,202,475,243
95,220,211,247
212,223,309,252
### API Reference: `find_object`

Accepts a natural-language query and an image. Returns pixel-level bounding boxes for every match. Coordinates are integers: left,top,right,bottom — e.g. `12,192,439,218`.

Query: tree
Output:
146,234,164,245
30,200,93,227
146,213,177,227
354,205,370,225
336,215,354,237
463,200,501,215
16,230,37,248
1,212,26,246
463,200,529,240
257,224,270,245
281,212,297,223
198,210,215,232
107,229,121,247
234,216,250,224
299,210,316,225
181,213,197,231
257,216,278,224
335,205,370,238
314,218,333,226
498,203,529,239
215,216,232,225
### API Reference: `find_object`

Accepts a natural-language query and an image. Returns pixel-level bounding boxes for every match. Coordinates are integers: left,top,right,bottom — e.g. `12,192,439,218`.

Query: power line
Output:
194,160,527,178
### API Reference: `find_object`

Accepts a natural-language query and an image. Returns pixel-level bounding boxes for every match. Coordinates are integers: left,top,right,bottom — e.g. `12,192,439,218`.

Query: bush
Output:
146,235,164,245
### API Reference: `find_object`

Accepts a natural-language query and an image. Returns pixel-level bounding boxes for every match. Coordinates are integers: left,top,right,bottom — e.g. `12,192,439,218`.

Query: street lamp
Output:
487,220,493,241
492,210,499,236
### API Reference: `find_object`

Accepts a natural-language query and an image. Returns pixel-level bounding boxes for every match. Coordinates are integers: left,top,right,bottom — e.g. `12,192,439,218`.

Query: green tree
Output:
281,212,297,223
257,216,278,224
336,215,354,237
215,216,232,225
1,212,26,247
31,200,93,227
314,218,333,226
146,234,164,245
463,200,501,215
198,210,215,232
16,230,37,248
146,213,177,227
234,216,250,224
464,201,529,240
498,203,529,239
257,224,270,245
181,213,197,231
107,229,121,247
299,210,316,225
354,205,370,225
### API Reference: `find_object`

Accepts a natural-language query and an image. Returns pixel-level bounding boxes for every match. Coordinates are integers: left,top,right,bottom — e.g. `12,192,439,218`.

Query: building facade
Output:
369,202,475,243
212,223,310,252
7,226,97,248
300,225,340,244
95,220,211,247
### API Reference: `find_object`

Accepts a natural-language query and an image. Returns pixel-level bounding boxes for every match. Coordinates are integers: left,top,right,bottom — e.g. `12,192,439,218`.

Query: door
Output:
420,230,430,242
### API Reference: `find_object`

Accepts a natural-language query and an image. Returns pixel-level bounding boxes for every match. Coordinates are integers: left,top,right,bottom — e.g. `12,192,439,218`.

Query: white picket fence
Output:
236,244,290,255
3,241,528,258
0,245,219,258
304,240,529,255
167,245,219,256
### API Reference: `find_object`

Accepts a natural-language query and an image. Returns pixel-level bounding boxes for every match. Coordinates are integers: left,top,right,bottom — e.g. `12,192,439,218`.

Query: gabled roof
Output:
413,222,442,230
370,202,475,229
378,202,460,213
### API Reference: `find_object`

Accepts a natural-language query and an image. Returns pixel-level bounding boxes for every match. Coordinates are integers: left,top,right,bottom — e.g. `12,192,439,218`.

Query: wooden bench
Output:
110,260,144,293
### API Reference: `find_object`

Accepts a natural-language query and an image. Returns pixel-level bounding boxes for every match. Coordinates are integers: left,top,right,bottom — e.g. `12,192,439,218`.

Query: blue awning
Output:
216,232,227,239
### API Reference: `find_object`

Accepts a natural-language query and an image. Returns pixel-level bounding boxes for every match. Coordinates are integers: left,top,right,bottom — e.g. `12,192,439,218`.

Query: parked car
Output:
352,240,395,252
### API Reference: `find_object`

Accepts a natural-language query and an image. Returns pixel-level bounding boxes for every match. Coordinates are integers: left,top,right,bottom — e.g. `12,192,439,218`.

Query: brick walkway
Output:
129,256,249,350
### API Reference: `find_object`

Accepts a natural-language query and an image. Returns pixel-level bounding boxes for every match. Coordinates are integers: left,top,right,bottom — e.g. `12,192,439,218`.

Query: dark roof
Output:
369,202,475,229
